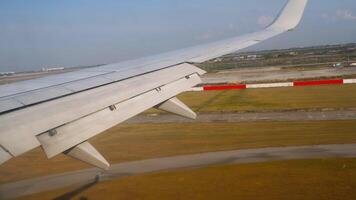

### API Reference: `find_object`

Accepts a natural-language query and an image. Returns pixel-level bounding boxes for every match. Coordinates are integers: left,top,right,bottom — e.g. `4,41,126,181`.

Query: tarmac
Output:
202,66,356,84
127,109,356,124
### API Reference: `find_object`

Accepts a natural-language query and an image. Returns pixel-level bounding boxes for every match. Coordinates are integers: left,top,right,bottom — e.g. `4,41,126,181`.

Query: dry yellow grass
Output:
20,158,356,200
1,120,356,184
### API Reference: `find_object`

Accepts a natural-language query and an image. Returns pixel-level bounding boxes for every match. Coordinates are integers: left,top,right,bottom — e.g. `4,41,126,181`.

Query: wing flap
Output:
37,73,201,158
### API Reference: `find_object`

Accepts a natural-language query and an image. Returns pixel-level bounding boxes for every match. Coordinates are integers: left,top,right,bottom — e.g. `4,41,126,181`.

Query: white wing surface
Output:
0,0,308,169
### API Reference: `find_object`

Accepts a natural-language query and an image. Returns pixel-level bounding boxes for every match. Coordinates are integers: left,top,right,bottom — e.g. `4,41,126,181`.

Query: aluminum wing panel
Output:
0,63,205,156
0,99,24,113
0,71,111,98
15,86,73,106
62,76,113,92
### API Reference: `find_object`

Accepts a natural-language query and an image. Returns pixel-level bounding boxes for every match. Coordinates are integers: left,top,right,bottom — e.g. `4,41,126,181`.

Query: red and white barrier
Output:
188,79,356,91
246,82,293,89
344,79,356,84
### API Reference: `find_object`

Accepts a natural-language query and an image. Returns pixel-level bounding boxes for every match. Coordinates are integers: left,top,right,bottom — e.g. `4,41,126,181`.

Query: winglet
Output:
268,0,308,31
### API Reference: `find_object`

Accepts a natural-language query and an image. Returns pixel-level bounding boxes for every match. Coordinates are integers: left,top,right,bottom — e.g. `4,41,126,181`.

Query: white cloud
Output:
257,16,274,27
335,9,356,20
323,9,356,21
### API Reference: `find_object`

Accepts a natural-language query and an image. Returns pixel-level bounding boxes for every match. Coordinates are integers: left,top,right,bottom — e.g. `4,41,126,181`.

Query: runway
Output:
202,66,356,84
127,109,356,124
1,144,356,199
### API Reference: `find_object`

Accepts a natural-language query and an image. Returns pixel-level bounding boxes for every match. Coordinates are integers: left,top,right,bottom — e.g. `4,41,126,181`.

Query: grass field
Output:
2,120,356,184
176,84,356,113
20,158,356,200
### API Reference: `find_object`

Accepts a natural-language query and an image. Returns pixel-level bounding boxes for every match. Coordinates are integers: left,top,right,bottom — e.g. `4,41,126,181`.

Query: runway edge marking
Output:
188,78,356,91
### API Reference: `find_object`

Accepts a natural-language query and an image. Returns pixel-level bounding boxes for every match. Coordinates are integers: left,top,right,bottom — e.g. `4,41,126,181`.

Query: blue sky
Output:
0,0,356,72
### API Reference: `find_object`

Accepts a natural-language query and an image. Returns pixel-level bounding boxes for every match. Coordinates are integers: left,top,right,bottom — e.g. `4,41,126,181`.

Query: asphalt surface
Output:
202,66,356,84
1,144,356,199
127,109,356,124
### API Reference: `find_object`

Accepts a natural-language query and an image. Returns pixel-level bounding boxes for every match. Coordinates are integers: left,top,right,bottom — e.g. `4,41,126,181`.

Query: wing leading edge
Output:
0,0,308,168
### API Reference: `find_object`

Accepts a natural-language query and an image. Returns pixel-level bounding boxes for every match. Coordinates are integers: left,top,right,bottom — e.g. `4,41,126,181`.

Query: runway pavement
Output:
127,109,356,124
202,66,356,84
1,144,356,199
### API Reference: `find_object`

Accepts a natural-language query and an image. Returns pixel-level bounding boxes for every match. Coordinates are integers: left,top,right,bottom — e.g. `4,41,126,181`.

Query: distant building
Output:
328,50,341,54
289,51,298,56
232,56,246,61
247,55,257,60
42,67,65,72
0,72,15,76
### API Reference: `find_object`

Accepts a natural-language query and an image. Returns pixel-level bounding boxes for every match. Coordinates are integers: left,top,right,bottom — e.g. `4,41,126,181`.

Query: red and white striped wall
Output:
189,79,356,91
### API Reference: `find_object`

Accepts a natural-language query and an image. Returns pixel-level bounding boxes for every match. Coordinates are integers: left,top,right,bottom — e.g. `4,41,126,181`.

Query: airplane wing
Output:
0,0,308,169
